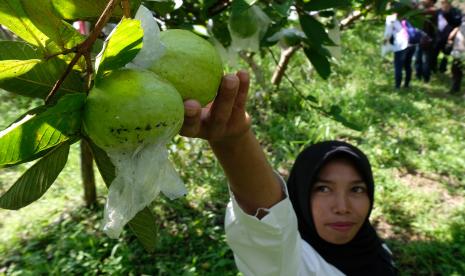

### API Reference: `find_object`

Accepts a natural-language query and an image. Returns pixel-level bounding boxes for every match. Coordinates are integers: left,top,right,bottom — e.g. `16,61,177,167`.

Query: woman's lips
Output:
327,222,355,232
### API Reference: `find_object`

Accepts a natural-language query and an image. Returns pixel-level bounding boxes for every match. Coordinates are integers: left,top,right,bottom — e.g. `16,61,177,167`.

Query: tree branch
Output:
45,47,77,60
339,5,372,31
44,0,122,104
122,0,131,18
271,45,300,87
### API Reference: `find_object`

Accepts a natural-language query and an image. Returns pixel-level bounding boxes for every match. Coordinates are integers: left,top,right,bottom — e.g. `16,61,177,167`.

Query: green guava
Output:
229,8,259,38
149,29,223,106
83,68,184,152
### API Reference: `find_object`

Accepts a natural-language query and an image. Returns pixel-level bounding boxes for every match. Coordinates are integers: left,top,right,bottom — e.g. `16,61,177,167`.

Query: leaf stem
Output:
45,0,123,104
45,47,77,60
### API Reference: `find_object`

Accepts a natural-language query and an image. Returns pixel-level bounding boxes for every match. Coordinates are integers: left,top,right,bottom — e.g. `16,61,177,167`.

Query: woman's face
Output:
310,158,370,244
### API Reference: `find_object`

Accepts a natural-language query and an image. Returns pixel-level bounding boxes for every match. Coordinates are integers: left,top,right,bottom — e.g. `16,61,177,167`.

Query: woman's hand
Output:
180,70,283,214
180,70,251,144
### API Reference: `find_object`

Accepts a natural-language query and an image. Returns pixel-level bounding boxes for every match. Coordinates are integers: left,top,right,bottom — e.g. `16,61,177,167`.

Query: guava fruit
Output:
149,29,223,106
229,8,259,38
83,68,184,152
83,68,186,238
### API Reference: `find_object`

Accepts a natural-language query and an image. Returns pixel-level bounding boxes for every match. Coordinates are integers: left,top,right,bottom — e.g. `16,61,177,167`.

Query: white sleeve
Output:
224,190,301,276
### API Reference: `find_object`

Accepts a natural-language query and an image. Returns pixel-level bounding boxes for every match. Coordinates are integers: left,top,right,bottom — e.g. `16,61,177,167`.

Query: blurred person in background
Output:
449,18,465,94
383,11,417,89
431,0,462,73
415,0,437,83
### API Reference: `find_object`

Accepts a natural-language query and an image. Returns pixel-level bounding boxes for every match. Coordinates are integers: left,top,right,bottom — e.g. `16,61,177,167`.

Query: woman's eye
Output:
352,186,366,193
314,186,330,193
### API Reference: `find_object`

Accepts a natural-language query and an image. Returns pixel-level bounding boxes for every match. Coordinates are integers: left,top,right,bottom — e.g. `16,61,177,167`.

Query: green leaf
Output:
302,0,351,11
95,18,143,81
231,0,257,14
0,41,85,99
20,0,85,51
52,0,142,22
143,1,176,16
326,105,363,131
0,93,85,168
374,0,389,14
299,14,335,46
0,0,50,51
88,139,115,185
303,46,331,79
127,208,158,252
89,140,158,252
0,142,69,210
270,0,293,17
0,59,41,79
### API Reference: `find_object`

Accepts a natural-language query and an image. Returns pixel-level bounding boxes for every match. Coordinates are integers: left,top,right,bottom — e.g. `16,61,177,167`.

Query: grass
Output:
1,22,464,275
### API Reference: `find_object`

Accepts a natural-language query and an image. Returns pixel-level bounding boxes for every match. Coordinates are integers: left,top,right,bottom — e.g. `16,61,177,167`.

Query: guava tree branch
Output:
45,0,123,104
271,45,300,87
339,5,373,31
122,0,131,18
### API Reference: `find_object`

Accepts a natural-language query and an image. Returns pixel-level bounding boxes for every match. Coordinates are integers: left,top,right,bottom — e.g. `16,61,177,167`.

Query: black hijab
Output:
287,141,397,275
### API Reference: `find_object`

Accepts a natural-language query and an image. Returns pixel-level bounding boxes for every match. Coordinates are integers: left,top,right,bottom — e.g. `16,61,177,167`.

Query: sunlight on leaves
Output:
0,59,41,79
95,18,143,82
0,142,69,210
0,93,85,168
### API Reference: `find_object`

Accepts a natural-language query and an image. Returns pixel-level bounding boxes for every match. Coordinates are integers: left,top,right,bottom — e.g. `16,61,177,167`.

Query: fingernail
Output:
225,76,238,89
185,107,197,117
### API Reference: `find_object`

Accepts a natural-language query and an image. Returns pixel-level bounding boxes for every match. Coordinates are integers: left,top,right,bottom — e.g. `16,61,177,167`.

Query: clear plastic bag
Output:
103,141,186,238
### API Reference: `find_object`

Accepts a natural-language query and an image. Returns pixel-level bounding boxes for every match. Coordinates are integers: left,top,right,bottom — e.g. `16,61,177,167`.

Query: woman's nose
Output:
332,193,350,214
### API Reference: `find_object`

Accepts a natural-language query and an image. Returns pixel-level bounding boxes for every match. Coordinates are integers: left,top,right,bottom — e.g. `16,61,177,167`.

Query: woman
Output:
287,141,397,275
180,71,397,275
383,13,415,89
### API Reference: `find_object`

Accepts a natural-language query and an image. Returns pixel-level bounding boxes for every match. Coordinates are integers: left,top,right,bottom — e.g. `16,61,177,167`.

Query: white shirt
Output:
224,187,345,276
438,12,448,32
382,14,409,55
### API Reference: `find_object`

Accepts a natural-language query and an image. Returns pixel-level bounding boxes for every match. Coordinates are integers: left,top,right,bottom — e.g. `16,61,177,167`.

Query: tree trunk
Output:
271,46,299,87
81,139,97,208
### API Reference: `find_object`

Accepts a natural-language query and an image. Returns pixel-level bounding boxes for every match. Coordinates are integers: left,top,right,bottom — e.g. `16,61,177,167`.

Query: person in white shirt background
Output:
383,10,416,89
180,71,398,275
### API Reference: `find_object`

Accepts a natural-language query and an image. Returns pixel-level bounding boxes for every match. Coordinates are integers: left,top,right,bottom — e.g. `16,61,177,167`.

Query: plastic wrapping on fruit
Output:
83,68,185,238
228,5,270,53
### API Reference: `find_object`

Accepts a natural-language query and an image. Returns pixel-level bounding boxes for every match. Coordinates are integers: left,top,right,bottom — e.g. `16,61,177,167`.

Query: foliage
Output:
1,22,464,274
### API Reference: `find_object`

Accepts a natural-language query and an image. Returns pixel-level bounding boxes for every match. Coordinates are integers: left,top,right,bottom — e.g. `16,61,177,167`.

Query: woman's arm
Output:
448,26,460,42
180,71,283,216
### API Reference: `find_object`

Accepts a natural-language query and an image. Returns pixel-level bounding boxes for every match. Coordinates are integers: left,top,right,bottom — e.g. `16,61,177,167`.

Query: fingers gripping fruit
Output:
149,29,223,106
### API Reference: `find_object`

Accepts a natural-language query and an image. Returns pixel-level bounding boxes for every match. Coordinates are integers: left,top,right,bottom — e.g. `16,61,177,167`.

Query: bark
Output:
271,46,300,87
339,6,373,31
81,139,97,208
